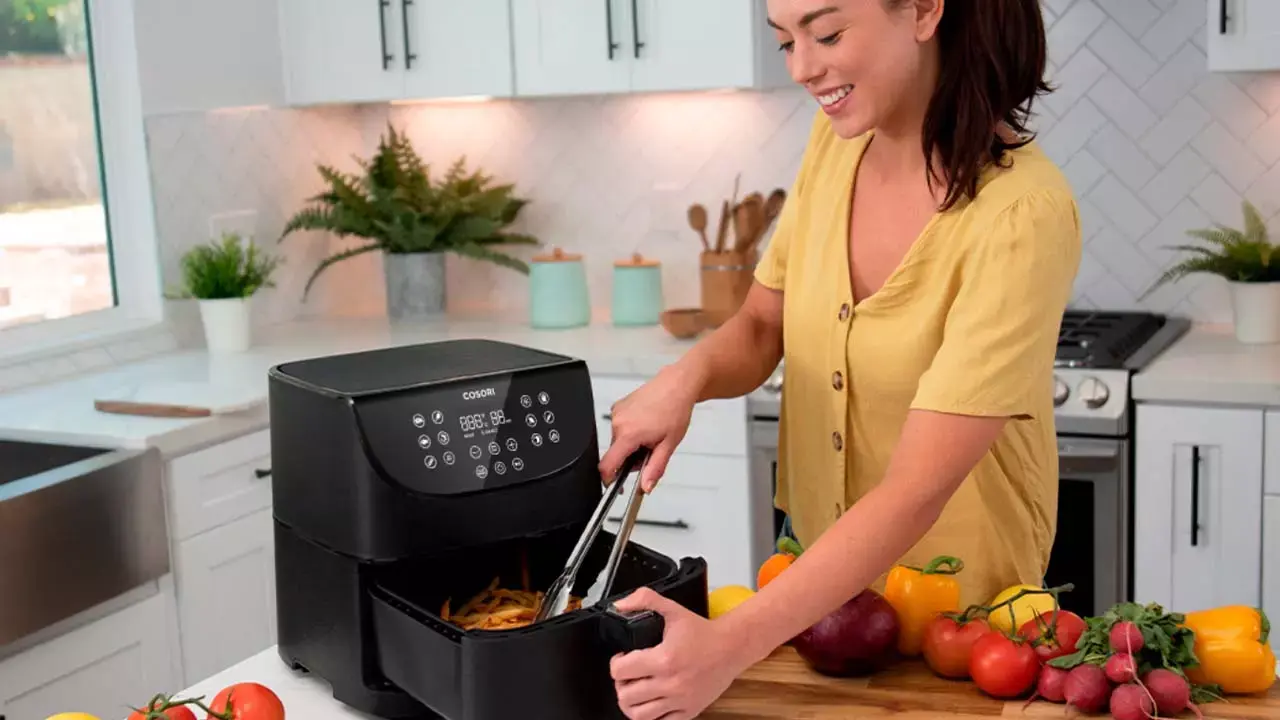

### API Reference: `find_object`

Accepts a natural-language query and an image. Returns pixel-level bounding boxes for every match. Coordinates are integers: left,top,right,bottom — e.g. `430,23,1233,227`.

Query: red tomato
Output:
921,616,993,679
126,695,198,720
206,683,284,720
1018,609,1087,663
968,632,1040,699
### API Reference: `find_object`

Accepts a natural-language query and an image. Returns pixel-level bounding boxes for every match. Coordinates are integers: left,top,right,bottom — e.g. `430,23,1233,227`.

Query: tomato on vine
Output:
968,631,1041,699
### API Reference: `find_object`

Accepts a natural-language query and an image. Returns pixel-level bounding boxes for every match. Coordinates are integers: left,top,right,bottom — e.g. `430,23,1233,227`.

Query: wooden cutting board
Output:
93,380,265,418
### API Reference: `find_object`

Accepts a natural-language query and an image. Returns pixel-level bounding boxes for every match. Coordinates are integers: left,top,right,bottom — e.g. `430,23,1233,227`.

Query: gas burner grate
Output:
1056,311,1165,369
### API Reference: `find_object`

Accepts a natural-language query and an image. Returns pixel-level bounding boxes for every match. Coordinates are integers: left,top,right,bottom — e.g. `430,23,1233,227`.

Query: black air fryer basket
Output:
368,523,708,720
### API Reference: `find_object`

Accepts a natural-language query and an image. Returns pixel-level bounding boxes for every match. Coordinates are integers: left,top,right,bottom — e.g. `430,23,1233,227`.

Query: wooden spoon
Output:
687,204,710,251
761,189,787,235
715,200,731,253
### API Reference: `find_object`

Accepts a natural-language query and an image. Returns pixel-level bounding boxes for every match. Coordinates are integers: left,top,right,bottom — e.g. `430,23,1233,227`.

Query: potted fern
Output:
170,232,280,353
280,125,537,319
1145,200,1280,344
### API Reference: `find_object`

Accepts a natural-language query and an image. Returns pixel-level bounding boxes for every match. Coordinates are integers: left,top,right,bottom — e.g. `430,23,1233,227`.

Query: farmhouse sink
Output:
0,439,168,647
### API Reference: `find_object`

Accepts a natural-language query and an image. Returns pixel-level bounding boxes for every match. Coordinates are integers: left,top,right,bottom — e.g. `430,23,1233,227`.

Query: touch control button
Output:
424,455,437,469
512,458,524,471
531,433,543,447
470,445,482,460
475,466,488,479
437,431,450,445
549,429,560,443
412,414,426,428
538,391,550,405
417,434,431,449
495,461,507,475
506,438,518,452
520,395,533,408
489,441,501,455
431,410,444,424
526,414,538,427
543,411,555,424
443,451,455,465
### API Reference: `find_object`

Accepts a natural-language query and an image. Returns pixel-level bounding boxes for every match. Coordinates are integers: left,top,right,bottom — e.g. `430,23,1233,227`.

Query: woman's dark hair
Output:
893,0,1052,211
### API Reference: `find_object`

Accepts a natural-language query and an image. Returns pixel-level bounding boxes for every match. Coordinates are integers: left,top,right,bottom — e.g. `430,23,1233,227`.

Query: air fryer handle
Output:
602,604,666,651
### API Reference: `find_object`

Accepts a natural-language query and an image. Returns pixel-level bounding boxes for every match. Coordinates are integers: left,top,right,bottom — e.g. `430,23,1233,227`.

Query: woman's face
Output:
767,0,943,139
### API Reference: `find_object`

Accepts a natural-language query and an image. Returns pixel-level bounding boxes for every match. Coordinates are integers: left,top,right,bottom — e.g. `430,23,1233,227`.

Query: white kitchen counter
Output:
1132,322,1280,407
0,315,697,456
152,646,375,719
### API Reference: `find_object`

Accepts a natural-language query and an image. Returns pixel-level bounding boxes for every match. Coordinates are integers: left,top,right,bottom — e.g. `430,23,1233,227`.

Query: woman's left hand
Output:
609,587,752,720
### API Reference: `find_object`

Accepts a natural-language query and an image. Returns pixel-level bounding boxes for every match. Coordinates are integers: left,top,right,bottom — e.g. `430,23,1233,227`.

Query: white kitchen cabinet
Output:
279,0,513,105
1264,496,1280,645
173,509,278,687
511,0,789,97
0,588,178,720
1207,0,1280,71
133,0,285,114
1265,410,1279,495
1134,404,1265,612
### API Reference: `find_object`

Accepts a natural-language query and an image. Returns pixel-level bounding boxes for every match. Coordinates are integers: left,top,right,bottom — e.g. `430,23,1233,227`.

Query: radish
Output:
1034,664,1069,703
1104,652,1137,684
1063,663,1110,714
1109,683,1153,720
1142,669,1205,720
1109,621,1144,654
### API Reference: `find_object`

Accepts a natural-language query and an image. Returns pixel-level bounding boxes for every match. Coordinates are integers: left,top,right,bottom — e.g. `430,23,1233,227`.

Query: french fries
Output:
441,577,582,631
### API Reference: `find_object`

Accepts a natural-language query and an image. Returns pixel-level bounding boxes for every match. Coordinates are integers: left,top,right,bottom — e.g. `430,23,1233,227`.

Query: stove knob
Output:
1053,376,1069,407
1077,376,1110,409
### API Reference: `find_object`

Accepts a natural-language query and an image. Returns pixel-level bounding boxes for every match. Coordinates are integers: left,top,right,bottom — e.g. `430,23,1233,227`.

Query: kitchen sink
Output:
0,439,168,647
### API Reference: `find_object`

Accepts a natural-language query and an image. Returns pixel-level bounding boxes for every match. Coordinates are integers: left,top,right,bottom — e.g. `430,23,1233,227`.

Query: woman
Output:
599,0,1081,717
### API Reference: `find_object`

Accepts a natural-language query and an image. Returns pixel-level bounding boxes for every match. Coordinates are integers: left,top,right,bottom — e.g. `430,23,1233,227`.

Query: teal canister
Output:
529,247,590,329
611,253,663,326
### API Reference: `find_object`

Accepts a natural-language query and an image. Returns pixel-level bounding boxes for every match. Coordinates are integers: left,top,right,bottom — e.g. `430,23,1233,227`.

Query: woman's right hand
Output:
598,364,702,492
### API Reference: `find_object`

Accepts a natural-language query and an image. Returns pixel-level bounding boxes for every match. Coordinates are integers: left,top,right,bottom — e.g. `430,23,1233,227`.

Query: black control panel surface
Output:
354,364,595,495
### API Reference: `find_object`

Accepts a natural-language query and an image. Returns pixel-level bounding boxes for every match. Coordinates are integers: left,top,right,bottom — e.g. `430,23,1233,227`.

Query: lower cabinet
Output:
1264,496,1280,641
0,587,179,720
173,508,278,687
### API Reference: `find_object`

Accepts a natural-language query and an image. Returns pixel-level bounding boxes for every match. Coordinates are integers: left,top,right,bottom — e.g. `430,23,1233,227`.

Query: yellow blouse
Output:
755,112,1082,608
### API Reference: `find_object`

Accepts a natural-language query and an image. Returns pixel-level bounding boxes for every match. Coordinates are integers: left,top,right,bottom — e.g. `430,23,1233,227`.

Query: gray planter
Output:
383,251,446,320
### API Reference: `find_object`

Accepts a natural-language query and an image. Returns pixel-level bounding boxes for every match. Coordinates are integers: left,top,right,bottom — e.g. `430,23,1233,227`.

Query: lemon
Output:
708,584,755,619
987,583,1057,634
45,714,101,720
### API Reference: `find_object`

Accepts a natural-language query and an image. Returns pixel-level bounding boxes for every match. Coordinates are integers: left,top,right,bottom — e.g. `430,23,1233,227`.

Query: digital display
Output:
458,409,513,432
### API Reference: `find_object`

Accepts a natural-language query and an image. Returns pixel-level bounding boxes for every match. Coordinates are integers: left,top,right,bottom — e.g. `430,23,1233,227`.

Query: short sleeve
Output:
911,190,1082,419
753,112,829,291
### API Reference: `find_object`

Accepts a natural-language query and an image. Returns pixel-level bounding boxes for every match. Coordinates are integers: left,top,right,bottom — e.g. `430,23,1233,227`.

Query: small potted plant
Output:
171,232,280,353
280,124,537,319
1145,200,1280,344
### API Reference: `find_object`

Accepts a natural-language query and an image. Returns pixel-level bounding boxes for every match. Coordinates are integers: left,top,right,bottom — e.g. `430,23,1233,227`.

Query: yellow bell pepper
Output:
884,555,963,656
1183,605,1276,695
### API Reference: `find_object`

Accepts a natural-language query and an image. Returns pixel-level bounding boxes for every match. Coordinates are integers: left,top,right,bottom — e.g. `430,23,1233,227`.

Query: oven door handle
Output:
1057,439,1122,475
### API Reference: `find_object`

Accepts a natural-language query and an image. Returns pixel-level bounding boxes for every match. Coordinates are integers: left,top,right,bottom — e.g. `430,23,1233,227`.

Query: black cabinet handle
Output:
1220,0,1229,34
605,0,621,59
630,0,644,58
608,517,690,530
255,468,272,479
401,0,416,69
1190,446,1201,547
377,0,393,69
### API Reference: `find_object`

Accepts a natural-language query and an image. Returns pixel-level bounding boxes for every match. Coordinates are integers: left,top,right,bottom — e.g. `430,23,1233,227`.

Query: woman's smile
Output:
815,84,855,114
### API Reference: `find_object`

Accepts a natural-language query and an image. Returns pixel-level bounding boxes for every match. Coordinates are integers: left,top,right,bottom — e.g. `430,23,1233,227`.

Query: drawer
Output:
167,429,272,540
605,455,756,589
591,376,747,457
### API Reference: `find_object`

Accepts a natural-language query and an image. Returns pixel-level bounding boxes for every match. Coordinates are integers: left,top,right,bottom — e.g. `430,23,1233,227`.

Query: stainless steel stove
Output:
747,310,1191,616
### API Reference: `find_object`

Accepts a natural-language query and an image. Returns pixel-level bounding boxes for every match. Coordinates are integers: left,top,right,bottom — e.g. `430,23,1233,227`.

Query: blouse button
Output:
832,431,843,451
832,371,844,391
838,303,851,321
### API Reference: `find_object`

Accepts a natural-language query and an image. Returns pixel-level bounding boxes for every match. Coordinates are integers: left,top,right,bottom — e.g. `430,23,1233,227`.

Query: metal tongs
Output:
534,448,651,622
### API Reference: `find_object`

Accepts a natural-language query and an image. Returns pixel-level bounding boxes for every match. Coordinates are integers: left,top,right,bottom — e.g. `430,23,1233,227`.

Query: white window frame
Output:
0,0,162,363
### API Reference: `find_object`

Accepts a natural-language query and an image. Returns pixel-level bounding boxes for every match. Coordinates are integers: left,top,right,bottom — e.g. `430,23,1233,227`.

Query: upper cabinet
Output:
1207,0,1280,71
278,0,515,106
511,0,790,97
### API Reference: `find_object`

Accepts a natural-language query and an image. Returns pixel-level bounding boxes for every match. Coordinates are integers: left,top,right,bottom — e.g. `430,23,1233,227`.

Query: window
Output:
0,0,160,358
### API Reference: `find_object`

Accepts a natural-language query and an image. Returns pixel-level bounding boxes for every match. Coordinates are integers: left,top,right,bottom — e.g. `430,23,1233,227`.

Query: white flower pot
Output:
1229,281,1280,344
198,297,253,353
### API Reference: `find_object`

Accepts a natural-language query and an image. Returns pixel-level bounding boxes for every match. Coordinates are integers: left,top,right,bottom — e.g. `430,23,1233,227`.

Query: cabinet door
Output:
401,0,515,99
1266,411,1279,496
1207,0,1280,71
279,0,404,105
628,0,757,92
0,591,176,720
1134,404,1265,611
174,510,277,686
1264,496,1280,644
511,0,631,96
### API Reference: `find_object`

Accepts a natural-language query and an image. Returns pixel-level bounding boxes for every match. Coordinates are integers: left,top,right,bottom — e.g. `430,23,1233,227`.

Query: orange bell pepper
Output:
884,555,964,656
1183,605,1276,695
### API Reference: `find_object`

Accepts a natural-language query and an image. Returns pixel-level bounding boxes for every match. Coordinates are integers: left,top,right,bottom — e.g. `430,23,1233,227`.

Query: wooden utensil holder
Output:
700,250,756,327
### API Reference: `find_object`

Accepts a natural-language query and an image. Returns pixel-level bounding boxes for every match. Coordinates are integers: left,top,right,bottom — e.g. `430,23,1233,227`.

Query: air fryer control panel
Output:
354,363,596,495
